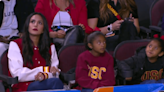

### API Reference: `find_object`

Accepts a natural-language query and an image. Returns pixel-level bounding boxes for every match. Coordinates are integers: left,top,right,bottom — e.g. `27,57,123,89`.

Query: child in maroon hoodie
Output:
75,31,115,92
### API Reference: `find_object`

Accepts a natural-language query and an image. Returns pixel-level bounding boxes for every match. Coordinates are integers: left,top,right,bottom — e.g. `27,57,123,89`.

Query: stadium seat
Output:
0,50,18,92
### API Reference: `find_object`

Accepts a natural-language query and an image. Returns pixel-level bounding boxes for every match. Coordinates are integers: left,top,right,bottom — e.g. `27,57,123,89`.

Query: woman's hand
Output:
57,30,66,38
50,66,60,76
49,31,58,38
112,20,124,31
79,23,85,30
35,72,44,81
127,13,134,22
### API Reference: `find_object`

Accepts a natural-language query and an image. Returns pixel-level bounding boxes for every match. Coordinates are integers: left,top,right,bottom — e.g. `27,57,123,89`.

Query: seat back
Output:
135,0,155,28
0,50,8,92
150,0,164,26
113,40,150,61
0,50,8,76
58,43,86,73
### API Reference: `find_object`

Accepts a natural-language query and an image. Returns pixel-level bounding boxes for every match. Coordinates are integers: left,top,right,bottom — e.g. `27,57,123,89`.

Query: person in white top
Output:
8,12,63,91
35,0,87,52
0,0,19,58
0,0,34,60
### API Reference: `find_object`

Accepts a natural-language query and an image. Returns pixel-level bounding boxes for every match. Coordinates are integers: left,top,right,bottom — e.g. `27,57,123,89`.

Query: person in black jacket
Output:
118,34,164,84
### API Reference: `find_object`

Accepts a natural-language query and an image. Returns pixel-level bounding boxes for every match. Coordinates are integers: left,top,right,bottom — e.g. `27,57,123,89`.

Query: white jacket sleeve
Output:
50,44,59,68
8,41,44,82
46,44,59,78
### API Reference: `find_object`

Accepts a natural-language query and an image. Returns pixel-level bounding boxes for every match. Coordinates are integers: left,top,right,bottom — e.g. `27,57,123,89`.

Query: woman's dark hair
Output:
85,31,105,50
151,38,164,52
22,12,51,66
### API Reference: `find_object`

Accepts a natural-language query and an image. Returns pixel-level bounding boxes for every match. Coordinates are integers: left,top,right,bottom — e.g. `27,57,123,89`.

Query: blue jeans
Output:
140,79,164,84
27,78,63,91
81,88,94,92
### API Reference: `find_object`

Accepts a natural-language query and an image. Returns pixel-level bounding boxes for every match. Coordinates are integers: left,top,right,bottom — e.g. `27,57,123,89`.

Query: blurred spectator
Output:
35,0,92,51
87,0,140,51
0,0,33,57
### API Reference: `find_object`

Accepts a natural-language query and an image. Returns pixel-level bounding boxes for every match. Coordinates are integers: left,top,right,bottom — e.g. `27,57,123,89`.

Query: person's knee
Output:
27,81,40,91
27,78,63,91
51,78,64,89
45,78,64,89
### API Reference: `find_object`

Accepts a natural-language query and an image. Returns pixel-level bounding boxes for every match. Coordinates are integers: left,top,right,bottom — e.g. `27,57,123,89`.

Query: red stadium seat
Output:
0,50,18,92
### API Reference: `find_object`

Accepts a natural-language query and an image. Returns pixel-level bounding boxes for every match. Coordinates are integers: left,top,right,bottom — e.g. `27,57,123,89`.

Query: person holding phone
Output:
35,0,93,51
87,0,140,51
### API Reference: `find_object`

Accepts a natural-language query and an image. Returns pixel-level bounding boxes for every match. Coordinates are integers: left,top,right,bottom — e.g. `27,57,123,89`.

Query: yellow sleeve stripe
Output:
43,66,50,72
43,73,49,79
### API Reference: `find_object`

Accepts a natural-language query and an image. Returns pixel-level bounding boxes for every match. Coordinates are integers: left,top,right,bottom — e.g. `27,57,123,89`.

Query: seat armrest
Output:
0,74,18,85
149,26,163,32
140,26,151,33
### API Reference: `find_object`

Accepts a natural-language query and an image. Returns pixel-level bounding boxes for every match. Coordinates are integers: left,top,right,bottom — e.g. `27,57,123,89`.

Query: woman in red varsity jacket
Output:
76,31,115,92
7,12,63,92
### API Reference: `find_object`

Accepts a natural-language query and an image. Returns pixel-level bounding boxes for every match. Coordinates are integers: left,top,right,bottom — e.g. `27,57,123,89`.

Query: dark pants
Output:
81,88,94,92
140,79,164,84
27,78,63,91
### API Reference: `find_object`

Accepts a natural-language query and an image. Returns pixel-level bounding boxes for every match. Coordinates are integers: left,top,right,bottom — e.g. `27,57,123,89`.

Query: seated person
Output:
0,0,33,57
117,34,164,84
8,12,63,92
76,31,115,92
87,0,140,51
35,0,93,51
